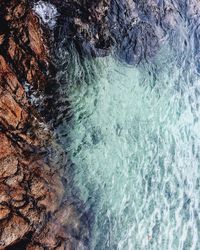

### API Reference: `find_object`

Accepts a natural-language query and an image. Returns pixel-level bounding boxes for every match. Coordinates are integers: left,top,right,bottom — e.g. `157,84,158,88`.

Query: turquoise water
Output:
58,45,200,250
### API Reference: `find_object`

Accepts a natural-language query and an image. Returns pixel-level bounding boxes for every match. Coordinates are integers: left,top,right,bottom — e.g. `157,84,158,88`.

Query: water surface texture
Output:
54,1,200,249
55,44,200,249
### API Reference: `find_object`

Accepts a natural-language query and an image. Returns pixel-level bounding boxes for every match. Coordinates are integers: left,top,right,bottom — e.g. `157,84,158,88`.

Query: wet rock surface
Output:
46,0,181,64
108,0,200,64
42,0,200,66
108,0,177,64
50,0,112,57
0,0,88,249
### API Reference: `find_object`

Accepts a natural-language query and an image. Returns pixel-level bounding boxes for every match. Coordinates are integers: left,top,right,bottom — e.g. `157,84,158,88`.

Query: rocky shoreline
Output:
1,0,198,249
0,1,91,249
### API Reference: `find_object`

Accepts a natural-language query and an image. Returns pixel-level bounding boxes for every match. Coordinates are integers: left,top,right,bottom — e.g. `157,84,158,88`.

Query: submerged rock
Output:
51,0,113,57
108,0,200,64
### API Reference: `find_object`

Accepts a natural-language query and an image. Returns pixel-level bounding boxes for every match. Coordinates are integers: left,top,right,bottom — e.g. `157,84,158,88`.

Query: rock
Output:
0,215,30,248
51,0,113,57
0,184,10,204
0,205,10,220
0,0,89,249
28,12,49,59
0,133,13,159
29,160,64,213
0,91,27,129
0,156,18,178
30,201,89,249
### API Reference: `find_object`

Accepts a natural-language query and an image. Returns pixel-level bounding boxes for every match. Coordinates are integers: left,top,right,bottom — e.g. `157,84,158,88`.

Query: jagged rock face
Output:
0,0,88,249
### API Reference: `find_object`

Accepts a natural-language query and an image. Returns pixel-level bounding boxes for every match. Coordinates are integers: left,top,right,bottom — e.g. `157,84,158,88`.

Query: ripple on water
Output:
57,43,200,250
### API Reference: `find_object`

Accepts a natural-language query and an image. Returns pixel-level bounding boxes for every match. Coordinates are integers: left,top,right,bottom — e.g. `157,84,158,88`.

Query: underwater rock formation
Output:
51,0,112,57
0,0,88,249
108,0,200,64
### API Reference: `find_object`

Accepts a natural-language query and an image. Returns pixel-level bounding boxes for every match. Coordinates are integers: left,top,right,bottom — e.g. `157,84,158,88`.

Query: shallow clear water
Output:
57,43,200,250
31,0,200,249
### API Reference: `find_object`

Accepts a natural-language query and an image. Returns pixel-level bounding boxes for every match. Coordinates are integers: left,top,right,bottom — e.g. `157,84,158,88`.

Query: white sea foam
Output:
33,1,59,29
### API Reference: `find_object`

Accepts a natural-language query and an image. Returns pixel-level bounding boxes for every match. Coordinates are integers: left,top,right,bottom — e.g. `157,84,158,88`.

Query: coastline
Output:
0,1,90,248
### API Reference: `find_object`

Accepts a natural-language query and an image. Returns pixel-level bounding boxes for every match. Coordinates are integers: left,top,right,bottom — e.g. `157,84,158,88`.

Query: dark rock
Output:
52,0,113,57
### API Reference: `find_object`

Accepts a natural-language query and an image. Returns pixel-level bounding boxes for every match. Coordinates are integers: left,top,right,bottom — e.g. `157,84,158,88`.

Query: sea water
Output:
57,44,200,250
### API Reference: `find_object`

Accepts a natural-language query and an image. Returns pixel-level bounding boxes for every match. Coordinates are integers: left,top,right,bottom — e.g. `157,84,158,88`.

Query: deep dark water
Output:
34,1,200,249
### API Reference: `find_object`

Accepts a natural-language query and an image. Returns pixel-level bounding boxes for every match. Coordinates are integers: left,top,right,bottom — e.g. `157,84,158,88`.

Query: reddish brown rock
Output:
28,12,49,59
27,201,89,249
0,184,10,204
0,155,18,178
0,0,88,249
0,133,13,159
0,205,10,221
0,215,30,248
